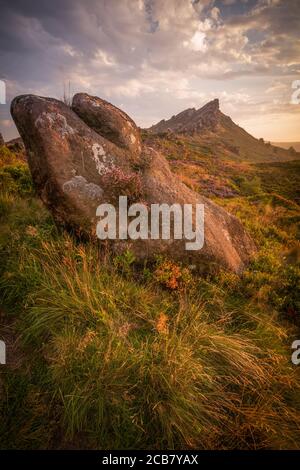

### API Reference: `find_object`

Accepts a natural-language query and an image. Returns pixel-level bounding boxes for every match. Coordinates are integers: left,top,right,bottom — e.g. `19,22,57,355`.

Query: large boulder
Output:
10,95,137,233
11,93,256,273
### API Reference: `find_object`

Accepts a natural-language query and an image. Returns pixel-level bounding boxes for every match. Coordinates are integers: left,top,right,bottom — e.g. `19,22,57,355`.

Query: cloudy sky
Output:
0,0,299,141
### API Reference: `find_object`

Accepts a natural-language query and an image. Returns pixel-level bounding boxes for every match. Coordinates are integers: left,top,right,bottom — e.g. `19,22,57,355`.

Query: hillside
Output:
148,99,299,163
142,130,300,204
1,137,300,450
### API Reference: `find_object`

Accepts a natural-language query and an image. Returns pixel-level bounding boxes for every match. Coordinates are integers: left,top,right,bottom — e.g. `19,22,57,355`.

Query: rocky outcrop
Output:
11,93,256,273
149,99,221,134
148,99,299,163
10,94,136,233
0,132,4,146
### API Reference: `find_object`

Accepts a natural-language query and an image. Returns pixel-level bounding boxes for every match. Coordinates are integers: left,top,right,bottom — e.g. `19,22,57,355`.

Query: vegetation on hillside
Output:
143,131,300,203
0,143,299,449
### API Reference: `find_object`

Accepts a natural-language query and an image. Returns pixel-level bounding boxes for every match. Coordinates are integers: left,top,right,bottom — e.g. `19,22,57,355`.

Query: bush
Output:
154,257,193,291
0,163,34,196
101,167,142,203
239,176,262,195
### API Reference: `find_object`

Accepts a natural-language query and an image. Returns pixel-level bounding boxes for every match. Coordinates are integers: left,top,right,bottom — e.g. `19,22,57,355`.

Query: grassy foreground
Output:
0,146,300,449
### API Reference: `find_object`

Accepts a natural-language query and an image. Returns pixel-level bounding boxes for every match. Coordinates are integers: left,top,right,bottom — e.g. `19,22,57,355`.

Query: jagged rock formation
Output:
149,99,299,163
11,93,256,273
149,99,221,134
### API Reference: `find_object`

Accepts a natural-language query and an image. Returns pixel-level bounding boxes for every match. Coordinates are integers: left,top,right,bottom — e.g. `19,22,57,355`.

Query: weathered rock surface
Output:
11,93,256,273
72,93,142,159
0,132,4,146
11,95,134,233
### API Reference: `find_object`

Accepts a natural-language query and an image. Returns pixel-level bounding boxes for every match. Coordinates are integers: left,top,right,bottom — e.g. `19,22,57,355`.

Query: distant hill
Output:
148,99,300,163
149,99,221,134
272,142,300,152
